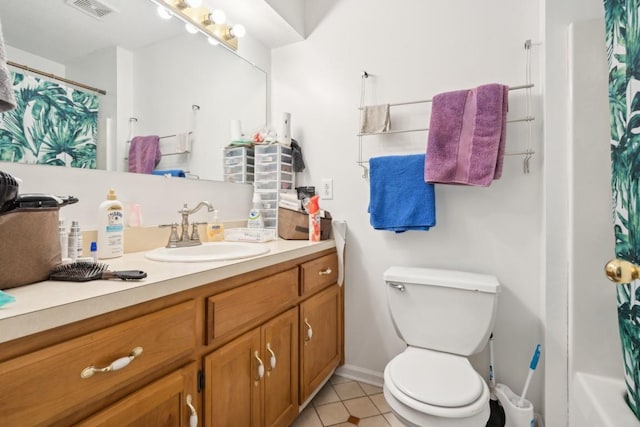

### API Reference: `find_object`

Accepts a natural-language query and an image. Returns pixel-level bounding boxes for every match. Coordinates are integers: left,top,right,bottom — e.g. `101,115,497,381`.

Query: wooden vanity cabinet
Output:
75,362,198,427
299,283,342,402
204,307,298,427
0,248,341,427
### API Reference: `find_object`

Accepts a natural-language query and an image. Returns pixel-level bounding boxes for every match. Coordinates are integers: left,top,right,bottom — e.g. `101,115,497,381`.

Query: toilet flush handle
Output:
387,282,405,292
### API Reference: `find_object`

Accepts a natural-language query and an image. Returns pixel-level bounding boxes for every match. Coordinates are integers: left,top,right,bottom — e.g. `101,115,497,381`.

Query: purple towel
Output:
128,135,161,174
425,83,509,186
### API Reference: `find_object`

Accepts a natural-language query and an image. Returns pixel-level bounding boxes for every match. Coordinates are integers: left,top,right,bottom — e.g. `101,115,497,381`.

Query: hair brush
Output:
50,262,147,282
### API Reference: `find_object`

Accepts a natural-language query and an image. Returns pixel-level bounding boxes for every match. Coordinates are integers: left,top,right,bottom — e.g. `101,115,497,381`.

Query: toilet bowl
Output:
382,266,500,427
383,347,490,426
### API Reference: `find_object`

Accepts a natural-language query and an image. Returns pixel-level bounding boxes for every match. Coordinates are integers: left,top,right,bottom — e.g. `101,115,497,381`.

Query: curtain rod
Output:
7,61,107,95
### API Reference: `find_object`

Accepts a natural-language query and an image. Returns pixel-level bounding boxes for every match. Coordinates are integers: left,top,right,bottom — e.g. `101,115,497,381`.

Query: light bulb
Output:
157,6,172,20
185,0,202,7
185,23,198,34
209,9,226,24
207,37,220,46
230,24,246,38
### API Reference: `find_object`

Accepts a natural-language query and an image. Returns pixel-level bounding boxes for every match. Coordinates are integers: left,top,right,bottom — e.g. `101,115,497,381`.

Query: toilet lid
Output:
388,349,484,408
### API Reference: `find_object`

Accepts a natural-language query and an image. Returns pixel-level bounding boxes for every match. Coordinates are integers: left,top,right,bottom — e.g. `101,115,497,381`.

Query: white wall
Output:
544,1,611,425
273,0,544,412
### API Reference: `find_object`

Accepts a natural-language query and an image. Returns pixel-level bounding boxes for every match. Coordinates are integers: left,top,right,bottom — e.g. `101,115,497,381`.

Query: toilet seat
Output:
384,347,489,419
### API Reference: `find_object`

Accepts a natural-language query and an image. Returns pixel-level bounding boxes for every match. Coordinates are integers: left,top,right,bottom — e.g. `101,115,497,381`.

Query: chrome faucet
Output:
163,201,214,248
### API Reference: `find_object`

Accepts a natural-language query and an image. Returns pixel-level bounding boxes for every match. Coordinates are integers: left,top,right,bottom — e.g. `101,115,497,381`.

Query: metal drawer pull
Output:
186,394,198,427
388,282,405,292
81,346,143,379
319,268,332,276
304,318,313,341
254,351,265,380
266,343,276,370
605,259,640,283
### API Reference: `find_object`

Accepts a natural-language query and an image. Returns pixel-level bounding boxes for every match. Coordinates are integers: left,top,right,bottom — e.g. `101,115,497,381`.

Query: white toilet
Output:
382,266,501,427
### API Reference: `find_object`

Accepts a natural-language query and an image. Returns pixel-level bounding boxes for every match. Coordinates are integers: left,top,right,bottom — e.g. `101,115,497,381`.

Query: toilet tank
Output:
384,266,500,356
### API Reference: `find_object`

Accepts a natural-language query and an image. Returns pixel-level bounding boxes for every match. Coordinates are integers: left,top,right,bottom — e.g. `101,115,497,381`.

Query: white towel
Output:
176,132,191,153
360,104,390,133
0,19,16,113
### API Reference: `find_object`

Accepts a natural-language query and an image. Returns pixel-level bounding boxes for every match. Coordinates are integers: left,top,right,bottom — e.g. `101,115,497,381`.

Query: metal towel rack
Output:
356,40,537,179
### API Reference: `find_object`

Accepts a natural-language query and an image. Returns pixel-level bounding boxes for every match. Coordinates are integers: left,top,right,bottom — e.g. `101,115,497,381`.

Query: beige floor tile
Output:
315,401,350,426
334,381,366,400
291,405,322,427
313,382,341,406
330,374,352,385
369,393,391,414
359,382,383,396
383,412,406,427
331,424,355,427
343,396,380,418
358,415,392,427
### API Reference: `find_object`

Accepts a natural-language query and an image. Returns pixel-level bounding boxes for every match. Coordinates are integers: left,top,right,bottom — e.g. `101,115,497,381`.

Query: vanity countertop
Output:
0,239,336,344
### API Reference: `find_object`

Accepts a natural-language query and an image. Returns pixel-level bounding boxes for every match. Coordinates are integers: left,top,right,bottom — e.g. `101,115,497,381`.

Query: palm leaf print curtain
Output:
604,0,640,420
0,71,98,168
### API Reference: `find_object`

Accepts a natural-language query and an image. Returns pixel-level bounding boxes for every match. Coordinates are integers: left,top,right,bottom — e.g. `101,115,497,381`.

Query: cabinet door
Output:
76,363,198,427
262,307,299,427
299,284,341,402
205,327,262,427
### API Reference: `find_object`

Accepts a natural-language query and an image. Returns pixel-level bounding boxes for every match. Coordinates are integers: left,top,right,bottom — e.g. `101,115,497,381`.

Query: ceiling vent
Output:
65,0,118,20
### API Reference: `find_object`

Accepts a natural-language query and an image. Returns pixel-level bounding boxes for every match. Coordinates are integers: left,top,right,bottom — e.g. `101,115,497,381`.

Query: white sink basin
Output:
145,242,270,263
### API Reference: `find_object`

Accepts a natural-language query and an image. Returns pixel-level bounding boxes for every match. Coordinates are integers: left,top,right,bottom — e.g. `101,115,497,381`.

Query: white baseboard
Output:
335,364,384,388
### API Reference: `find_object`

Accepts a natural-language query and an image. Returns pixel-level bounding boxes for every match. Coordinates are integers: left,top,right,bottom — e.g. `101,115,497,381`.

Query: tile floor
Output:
291,374,405,427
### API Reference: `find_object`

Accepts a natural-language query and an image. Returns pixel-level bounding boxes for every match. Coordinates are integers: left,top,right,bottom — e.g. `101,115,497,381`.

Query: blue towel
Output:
368,154,436,232
152,169,186,177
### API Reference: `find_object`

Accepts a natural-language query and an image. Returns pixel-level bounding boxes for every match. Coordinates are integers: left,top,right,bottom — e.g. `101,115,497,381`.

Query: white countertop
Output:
0,239,336,344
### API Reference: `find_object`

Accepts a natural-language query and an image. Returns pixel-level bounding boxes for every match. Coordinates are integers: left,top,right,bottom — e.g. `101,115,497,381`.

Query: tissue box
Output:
278,208,332,240
0,208,61,289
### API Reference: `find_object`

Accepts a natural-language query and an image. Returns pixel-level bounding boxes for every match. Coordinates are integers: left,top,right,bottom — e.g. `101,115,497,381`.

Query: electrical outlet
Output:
321,178,333,200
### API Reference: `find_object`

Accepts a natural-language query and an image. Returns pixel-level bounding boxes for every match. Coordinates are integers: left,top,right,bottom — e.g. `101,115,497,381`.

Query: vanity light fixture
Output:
157,6,172,19
151,0,245,51
185,23,198,34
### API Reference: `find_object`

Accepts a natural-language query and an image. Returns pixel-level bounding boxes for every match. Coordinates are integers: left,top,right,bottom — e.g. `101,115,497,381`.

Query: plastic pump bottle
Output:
247,193,264,229
97,188,124,259
207,209,225,241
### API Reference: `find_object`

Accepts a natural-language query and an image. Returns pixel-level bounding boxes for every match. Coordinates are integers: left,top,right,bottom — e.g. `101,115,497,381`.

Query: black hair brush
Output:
50,262,147,282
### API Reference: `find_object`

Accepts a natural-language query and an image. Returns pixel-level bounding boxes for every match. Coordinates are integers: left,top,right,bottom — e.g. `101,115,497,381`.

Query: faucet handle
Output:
159,223,180,248
191,222,207,242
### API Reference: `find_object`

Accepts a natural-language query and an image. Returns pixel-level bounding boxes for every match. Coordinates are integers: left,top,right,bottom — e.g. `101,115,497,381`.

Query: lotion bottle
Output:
97,188,124,259
68,220,82,261
58,220,68,260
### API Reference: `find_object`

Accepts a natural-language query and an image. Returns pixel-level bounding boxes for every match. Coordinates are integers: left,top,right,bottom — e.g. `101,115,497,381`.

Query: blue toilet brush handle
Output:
518,344,541,407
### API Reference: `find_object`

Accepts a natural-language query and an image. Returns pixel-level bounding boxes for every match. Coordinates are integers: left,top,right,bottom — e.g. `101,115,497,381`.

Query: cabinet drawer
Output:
207,268,298,344
300,253,338,296
0,300,196,426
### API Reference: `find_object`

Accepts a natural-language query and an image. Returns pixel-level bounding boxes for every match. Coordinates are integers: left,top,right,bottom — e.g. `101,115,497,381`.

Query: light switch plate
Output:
321,178,333,200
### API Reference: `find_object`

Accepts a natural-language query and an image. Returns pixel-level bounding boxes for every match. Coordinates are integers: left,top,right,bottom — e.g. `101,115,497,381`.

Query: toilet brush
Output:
486,333,506,427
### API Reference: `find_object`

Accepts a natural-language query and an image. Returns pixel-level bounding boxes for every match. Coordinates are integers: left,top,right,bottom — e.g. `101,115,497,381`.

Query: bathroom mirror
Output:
0,0,267,182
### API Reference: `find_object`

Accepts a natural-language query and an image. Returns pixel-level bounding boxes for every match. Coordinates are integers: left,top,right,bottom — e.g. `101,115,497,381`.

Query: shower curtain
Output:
0,71,98,168
604,0,640,420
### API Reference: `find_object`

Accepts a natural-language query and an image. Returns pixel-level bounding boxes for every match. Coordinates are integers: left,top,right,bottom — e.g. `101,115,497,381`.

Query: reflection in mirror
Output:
0,0,267,182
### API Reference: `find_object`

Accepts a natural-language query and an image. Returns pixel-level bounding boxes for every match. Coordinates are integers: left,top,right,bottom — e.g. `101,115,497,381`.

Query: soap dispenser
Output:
247,193,264,229
207,209,224,241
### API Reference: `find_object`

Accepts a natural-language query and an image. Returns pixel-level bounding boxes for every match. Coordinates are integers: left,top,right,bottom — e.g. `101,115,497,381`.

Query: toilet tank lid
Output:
384,266,500,294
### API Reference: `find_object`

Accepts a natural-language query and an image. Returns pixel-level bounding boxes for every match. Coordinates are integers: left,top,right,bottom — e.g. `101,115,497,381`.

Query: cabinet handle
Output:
80,346,143,379
304,318,313,341
605,258,640,283
266,343,277,370
254,351,265,380
318,268,332,276
186,394,198,427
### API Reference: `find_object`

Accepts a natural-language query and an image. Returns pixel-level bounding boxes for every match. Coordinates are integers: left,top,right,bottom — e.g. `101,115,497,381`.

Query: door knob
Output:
604,259,640,283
